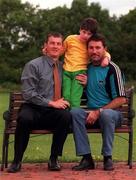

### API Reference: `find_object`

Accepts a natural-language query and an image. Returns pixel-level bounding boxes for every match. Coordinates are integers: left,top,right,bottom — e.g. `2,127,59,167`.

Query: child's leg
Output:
62,71,72,104
71,70,86,108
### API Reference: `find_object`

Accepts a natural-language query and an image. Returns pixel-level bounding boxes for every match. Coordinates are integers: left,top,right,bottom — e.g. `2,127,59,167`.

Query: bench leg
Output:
5,134,10,168
128,130,133,169
1,133,9,171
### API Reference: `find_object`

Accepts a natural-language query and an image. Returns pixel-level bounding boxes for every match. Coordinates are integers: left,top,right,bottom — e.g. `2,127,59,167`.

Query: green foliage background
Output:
0,0,136,88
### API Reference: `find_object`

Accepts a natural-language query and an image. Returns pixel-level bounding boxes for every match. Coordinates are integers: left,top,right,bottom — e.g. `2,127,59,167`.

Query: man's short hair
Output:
87,33,106,48
80,17,98,34
45,32,63,43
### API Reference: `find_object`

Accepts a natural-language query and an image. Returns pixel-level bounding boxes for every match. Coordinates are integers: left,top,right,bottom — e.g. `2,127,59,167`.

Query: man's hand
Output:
86,110,100,125
48,98,70,109
76,74,87,86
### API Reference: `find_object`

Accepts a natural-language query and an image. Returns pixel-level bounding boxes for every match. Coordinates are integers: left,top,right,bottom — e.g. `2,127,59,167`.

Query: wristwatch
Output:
99,108,104,113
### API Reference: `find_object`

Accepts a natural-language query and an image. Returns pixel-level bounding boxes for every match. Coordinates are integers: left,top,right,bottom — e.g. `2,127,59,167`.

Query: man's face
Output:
88,40,105,65
44,36,63,61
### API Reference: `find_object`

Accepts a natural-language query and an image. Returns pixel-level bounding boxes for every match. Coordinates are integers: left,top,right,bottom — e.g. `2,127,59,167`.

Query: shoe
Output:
72,157,95,171
7,162,21,173
104,158,114,171
48,158,61,171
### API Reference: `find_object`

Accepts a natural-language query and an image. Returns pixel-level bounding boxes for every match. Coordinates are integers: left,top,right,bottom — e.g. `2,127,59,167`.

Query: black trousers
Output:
13,103,72,163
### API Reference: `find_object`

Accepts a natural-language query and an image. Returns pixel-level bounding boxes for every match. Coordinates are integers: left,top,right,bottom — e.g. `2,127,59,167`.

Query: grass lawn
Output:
0,92,136,163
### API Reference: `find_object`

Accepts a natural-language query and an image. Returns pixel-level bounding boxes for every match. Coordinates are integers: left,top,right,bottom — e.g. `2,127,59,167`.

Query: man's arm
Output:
21,62,50,106
86,96,126,125
75,74,87,86
21,62,70,109
101,96,126,110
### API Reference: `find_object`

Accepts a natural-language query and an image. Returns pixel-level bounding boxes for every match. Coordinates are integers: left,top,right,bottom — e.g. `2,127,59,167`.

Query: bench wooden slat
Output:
5,126,132,134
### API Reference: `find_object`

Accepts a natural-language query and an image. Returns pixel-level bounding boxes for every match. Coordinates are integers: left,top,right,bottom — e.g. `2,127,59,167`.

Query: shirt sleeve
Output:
109,63,126,99
104,50,111,61
21,62,50,107
63,37,68,53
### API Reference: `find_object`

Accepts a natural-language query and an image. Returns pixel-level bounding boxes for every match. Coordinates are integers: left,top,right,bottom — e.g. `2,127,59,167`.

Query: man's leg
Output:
8,105,71,172
39,108,71,171
71,108,90,155
7,104,36,173
70,108,95,170
99,109,123,170
49,109,71,157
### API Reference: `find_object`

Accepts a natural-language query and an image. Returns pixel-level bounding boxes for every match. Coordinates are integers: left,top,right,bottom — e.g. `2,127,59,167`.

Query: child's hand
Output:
101,56,110,67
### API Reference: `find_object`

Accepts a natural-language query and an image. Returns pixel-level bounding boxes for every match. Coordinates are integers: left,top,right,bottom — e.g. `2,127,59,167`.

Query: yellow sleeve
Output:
63,39,67,52
104,51,111,61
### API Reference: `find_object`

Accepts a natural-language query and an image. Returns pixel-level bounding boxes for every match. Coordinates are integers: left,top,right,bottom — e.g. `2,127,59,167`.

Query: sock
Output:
50,155,58,161
83,153,92,160
104,155,112,161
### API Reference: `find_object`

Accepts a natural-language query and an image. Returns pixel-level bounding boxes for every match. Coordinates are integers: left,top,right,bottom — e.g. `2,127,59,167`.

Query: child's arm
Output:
101,51,111,67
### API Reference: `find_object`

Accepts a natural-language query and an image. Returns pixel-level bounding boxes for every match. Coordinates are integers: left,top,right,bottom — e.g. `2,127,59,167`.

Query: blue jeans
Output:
70,108,123,156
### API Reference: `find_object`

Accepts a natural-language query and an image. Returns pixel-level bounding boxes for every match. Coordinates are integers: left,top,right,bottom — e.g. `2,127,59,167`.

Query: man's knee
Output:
70,108,87,125
63,110,72,125
70,108,85,117
17,105,34,125
57,109,72,126
100,109,114,125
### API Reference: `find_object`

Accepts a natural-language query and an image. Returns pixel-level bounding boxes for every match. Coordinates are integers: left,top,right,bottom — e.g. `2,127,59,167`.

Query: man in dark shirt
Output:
71,33,126,171
7,32,72,173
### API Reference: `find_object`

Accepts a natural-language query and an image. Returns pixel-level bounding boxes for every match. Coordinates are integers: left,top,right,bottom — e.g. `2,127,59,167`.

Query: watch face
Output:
100,108,103,112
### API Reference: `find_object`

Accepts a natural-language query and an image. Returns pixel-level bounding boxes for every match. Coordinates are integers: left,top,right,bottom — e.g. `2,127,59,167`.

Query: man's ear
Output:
60,46,65,55
79,28,81,32
105,46,108,51
42,43,47,55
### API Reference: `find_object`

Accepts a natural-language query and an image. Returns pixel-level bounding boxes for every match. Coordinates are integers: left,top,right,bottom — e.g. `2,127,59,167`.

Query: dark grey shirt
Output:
21,55,62,107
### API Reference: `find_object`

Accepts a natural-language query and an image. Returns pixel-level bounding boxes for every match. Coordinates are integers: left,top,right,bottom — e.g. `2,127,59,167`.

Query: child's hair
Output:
80,17,98,34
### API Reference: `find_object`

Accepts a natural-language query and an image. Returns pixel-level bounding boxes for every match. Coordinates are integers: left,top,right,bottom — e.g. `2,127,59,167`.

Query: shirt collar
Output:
44,55,58,67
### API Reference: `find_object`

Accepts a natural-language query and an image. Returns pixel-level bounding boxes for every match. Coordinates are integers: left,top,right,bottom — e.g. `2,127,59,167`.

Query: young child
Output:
63,17,110,108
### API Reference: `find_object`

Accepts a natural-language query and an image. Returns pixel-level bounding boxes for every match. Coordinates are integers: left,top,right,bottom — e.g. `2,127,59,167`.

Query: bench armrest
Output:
3,110,10,121
130,109,135,119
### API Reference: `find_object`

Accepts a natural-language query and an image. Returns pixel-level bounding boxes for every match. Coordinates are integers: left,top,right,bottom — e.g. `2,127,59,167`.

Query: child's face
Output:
79,29,92,42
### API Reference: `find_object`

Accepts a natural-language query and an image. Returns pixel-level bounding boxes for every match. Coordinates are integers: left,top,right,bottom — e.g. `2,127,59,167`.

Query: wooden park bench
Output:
1,86,135,170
